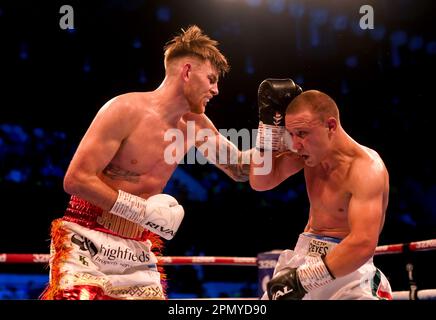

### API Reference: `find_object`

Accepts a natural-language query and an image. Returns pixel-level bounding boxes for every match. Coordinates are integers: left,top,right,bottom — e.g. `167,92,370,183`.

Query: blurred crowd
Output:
1,0,435,298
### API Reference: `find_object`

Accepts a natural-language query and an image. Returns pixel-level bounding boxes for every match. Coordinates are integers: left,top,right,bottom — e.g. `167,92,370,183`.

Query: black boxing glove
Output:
255,78,302,152
267,255,335,300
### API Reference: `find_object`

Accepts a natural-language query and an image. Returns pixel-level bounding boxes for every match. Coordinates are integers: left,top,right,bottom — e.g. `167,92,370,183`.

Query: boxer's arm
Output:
249,150,304,191
250,78,304,191
187,113,251,182
211,133,251,182
63,97,140,210
323,161,386,277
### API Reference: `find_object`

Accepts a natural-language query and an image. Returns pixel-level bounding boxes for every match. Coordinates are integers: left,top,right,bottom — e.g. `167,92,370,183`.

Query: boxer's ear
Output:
182,63,192,82
326,117,337,132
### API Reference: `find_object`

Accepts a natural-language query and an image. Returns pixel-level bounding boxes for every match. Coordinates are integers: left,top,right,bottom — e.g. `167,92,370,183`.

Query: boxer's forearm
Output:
214,161,250,182
199,134,251,182
249,150,280,190
250,150,302,190
324,235,377,278
63,172,119,211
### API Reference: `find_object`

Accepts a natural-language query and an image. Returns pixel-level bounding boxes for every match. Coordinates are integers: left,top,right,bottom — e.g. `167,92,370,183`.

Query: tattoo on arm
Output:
211,140,251,182
102,163,140,183
216,161,250,182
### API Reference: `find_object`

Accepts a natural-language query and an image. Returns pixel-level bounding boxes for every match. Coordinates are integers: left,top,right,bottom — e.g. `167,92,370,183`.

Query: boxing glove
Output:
267,255,334,300
110,190,184,240
255,78,302,152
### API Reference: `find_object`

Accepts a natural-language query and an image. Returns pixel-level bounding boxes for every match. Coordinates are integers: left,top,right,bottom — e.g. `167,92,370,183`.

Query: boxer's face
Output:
285,110,331,167
185,60,219,114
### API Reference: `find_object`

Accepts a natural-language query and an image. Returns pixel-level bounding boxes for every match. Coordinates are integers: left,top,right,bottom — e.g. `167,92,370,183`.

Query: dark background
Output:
0,0,435,298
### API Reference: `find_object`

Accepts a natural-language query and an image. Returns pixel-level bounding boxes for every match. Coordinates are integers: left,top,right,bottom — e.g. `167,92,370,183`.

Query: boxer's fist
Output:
256,79,302,151
267,267,306,300
143,194,184,240
258,78,302,127
267,255,335,300
110,190,184,240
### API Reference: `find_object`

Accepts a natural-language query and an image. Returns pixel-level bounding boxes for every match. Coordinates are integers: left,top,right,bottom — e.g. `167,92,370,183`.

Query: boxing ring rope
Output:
2,238,435,264
1,238,435,299
374,239,436,255
0,254,257,266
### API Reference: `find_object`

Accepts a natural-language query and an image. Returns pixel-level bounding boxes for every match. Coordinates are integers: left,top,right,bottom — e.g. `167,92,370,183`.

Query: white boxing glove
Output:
109,190,184,240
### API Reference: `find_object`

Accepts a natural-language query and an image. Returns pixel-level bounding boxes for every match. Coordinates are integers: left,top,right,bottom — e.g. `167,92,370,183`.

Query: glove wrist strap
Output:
297,255,335,292
256,122,286,151
109,190,146,224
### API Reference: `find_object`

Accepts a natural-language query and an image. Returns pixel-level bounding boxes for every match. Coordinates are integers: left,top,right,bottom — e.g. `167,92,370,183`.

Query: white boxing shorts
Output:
41,219,165,300
262,232,392,300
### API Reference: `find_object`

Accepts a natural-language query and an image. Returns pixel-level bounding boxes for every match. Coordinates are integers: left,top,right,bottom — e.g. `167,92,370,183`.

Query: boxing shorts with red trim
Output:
40,195,166,300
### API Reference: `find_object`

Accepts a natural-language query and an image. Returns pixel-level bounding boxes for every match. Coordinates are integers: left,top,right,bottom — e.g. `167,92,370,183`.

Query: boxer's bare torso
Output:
304,144,389,239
